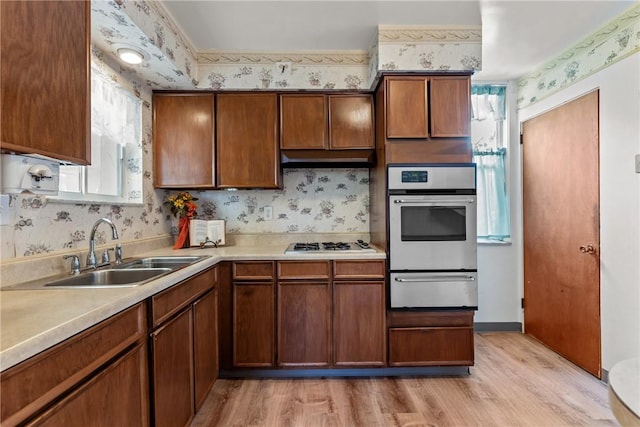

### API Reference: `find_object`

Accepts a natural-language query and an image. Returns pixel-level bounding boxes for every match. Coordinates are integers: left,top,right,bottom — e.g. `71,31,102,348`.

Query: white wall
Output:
518,53,640,371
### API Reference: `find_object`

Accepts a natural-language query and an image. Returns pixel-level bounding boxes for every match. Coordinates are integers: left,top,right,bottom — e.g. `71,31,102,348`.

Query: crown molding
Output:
378,25,482,43
198,50,370,66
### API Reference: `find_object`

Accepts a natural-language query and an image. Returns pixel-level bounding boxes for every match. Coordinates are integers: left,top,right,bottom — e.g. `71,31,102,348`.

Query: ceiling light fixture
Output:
117,48,144,65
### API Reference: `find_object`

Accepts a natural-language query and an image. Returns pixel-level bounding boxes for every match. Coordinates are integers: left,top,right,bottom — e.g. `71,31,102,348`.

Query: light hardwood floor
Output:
191,333,617,426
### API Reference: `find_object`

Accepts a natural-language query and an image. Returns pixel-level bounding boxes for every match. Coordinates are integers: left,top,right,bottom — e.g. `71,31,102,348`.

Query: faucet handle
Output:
114,243,123,264
101,248,115,264
63,254,81,275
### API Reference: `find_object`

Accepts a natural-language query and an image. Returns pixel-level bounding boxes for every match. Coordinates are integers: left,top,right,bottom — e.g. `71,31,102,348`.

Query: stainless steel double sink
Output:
4,256,210,290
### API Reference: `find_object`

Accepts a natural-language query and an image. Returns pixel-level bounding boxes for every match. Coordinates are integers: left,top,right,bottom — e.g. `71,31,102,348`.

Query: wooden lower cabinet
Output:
149,267,218,427
333,281,386,366
27,342,149,427
0,303,147,426
193,289,218,411
233,282,275,367
151,308,194,427
387,310,475,367
277,281,331,367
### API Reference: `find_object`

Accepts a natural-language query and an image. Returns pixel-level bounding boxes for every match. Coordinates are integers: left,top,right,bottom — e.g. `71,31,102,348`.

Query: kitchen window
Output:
471,85,510,242
50,64,143,205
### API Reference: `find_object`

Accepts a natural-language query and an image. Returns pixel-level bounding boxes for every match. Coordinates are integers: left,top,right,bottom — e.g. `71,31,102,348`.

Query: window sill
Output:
478,238,512,246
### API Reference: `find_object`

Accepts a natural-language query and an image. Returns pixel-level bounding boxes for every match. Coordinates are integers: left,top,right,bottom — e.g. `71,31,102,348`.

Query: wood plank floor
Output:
191,333,617,426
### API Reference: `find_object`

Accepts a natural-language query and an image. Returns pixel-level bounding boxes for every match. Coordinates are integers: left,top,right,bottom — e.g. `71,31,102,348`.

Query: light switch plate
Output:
635,154,640,173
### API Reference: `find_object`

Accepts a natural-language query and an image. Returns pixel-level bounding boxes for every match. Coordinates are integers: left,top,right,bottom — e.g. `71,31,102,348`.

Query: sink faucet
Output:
87,218,119,269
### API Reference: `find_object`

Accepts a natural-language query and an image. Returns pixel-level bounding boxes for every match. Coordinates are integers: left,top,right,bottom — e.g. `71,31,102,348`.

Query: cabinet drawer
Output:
387,310,474,328
151,268,215,327
333,260,385,279
388,326,474,367
1,303,146,426
277,261,330,280
233,261,274,280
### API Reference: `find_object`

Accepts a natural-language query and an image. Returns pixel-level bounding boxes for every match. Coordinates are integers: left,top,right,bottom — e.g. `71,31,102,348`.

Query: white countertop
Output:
0,244,385,371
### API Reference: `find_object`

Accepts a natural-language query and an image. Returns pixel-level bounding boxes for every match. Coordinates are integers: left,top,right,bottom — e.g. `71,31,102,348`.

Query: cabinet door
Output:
329,95,374,149
385,77,428,139
193,289,218,411
388,326,474,366
151,309,194,427
153,93,215,188
333,281,386,366
277,281,331,367
217,94,280,188
280,94,327,149
430,76,471,137
233,282,275,367
1,1,90,164
26,342,149,427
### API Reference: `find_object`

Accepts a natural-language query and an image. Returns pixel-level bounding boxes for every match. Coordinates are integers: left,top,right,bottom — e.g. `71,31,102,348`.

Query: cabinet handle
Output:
394,276,475,283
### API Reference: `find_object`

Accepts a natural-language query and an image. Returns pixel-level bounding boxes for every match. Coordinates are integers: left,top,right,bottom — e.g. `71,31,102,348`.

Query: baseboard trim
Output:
601,369,609,384
220,366,471,378
474,322,523,332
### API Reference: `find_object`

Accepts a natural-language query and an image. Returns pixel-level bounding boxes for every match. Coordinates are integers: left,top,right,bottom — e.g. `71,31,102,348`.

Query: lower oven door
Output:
390,272,478,309
389,194,477,270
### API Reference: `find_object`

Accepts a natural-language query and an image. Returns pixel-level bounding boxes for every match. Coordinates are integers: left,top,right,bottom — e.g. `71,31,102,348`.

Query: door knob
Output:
579,244,595,254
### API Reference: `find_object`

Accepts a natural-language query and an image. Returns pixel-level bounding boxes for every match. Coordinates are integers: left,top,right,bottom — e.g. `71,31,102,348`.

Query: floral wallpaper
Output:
376,26,482,73
196,52,370,90
91,0,195,89
517,4,640,109
181,169,370,235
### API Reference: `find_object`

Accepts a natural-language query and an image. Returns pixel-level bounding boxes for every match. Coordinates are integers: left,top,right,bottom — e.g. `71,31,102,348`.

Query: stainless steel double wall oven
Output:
388,164,478,309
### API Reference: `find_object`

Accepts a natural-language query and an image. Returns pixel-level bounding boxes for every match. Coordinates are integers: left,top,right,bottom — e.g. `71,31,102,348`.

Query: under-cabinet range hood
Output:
280,149,375,168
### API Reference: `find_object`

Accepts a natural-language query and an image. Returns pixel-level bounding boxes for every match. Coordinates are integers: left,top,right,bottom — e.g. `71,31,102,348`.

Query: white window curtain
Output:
471,85,510,241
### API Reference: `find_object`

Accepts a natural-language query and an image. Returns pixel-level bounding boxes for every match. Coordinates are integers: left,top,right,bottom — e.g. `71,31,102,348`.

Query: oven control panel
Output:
389,164,476,191
401,170,428,183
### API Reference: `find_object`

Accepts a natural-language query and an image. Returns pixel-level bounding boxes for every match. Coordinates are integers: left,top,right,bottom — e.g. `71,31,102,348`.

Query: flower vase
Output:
174,216,191,249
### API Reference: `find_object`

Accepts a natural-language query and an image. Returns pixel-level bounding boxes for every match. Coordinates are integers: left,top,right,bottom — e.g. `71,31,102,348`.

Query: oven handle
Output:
394,275,476,283
392,199,475,204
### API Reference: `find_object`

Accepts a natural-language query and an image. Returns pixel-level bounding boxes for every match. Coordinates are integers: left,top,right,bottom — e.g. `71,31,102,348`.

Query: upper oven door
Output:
389,194,477,271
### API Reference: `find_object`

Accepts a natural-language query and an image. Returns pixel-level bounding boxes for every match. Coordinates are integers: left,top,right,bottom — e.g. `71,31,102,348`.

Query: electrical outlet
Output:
0,195,12,225
635,154,640,174
264,206,273,221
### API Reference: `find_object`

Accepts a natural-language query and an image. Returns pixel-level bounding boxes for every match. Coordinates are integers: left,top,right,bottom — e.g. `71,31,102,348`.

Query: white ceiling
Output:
160,0,636,81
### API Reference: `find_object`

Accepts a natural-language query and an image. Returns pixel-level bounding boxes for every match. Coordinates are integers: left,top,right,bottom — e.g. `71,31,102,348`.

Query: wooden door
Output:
333,281,386,366
430,76,471,137
522,90,601,377
280,94,327,149
193,289,218,411
232,282,275,367
216,93,279,188
385,77,429,138
151,308,194,427
153,93,215,188
328,95,374,149
277,281,331,367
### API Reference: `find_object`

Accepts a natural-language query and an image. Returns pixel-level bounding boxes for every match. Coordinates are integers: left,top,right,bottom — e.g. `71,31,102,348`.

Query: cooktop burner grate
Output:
284,240,375,254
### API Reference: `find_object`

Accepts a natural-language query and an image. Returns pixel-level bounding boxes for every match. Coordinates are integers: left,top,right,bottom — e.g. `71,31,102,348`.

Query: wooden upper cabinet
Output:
430,76,471,137
280,94,327,149
385,75,471,139
0,0,90,164
280,93,374,150
328,95,374,149
216,93,280,189
153,93,215,188
385,77,429,139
